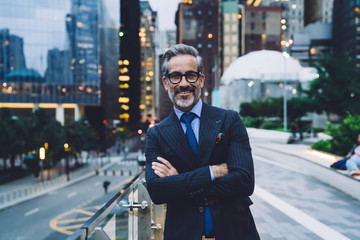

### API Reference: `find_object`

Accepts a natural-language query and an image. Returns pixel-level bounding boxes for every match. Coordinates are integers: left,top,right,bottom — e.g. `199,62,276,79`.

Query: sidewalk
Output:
247,128,360,201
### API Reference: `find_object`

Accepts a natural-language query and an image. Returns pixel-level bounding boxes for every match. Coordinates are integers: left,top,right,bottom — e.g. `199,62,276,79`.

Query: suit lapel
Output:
158,111,198,169
198,103,224,166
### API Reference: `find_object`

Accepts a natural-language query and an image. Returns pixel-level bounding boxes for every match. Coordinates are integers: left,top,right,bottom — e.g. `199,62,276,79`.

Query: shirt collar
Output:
174,99,203,120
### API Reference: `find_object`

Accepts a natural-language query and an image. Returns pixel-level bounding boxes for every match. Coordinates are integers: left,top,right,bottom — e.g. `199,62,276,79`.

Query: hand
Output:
346,154,351,159
211,163,228,179
152,157,179,178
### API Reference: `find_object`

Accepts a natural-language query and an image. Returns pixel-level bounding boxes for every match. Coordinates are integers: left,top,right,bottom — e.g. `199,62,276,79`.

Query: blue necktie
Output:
181,113,198,157
181,113,214,236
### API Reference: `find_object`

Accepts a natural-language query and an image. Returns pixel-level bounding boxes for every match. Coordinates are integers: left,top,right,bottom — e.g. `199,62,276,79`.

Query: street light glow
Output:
39,147,45,160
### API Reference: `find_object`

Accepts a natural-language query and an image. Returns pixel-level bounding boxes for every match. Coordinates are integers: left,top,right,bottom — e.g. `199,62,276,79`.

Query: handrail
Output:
66,170,146,240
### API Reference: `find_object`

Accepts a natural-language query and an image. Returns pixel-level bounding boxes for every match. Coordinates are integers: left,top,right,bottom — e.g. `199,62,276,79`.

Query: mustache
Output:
174,86,195,94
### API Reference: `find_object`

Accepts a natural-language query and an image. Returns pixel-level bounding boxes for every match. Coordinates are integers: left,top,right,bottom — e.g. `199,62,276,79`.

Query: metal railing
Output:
67,170,165,240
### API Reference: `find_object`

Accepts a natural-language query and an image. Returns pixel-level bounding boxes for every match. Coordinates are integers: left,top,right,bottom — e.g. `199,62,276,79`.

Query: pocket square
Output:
216,133,224,144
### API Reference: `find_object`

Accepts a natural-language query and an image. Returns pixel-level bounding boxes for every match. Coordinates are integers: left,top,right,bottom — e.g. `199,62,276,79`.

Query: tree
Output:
304,55,360,117
64,117,99,162
27,109,65,166
0,109,28,170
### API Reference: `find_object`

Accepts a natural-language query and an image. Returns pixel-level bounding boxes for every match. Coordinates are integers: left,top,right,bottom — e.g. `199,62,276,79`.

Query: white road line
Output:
94,181,101,187
254,185,350,240
24,208,39,217
67,191,77,198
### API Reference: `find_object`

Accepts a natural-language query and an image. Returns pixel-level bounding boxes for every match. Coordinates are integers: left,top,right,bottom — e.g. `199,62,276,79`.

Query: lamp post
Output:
282,39,293,131
39,147,45,182
64,143,70,181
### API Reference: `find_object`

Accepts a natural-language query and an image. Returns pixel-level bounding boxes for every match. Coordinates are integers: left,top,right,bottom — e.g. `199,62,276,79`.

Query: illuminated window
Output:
121,104,130,110
118,97,130,103
119,83,130,89
119,76,130,81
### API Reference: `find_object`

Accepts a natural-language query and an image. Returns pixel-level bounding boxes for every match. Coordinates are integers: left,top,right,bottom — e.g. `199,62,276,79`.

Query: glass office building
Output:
0,0,102,114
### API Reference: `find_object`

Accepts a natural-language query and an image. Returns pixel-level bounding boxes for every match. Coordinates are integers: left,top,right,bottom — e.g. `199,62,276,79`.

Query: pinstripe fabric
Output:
145,103,260,240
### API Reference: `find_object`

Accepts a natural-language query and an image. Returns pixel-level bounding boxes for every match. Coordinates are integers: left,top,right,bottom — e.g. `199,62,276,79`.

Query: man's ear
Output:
162,77,169,91
200,73,205,88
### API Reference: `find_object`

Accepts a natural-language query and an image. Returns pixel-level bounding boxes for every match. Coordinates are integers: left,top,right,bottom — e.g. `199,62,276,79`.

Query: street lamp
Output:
282,39,293,131
64,143,70,181
39,147,45,182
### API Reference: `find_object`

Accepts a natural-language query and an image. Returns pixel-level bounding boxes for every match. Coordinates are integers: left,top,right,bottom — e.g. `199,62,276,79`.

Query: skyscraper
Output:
0,0,119,125
119,0,141,126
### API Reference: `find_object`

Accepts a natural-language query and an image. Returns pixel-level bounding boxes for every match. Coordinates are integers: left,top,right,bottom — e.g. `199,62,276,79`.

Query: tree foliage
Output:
240,96,312,121
304,55,360,117
0,108,100,172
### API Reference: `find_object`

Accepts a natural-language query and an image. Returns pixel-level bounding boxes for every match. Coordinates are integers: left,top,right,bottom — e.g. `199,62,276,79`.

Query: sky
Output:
147,0,182,30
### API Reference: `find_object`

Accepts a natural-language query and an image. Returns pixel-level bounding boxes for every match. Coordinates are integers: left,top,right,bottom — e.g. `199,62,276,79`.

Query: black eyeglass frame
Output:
165,71,201,84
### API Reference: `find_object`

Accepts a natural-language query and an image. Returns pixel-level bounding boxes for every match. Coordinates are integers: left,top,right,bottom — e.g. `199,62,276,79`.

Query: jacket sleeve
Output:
205,112,255,199
145,126,213,204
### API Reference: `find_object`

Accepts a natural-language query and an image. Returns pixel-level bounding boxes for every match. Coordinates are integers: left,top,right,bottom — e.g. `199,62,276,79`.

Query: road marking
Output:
94,181,100,187
254,185,350,240
24,208,39,216
50,177,134,235
67,191,77,198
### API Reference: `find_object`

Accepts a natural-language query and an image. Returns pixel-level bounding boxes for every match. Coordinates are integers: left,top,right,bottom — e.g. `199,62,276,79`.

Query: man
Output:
145,44,260,240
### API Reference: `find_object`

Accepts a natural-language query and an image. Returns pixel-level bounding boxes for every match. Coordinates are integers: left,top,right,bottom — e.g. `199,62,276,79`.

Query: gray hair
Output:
161,44,204,77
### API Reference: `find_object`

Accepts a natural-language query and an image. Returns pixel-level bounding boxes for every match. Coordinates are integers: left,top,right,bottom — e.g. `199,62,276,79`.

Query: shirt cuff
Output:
209,166,215,181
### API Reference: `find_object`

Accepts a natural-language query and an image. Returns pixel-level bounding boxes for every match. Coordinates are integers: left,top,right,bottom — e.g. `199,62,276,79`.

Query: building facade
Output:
221,1,241,73
176,0,221,104
139,1,157,123
332,0,360,69
244,6,282,54
119,0,141,126
0,0,120,126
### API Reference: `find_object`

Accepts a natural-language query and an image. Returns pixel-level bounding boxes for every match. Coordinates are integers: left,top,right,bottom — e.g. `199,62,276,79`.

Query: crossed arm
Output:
145,112,254,204
152,157,228,179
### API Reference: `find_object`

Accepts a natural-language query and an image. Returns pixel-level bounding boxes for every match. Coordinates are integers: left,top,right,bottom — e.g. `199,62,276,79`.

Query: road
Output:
0,155,140,240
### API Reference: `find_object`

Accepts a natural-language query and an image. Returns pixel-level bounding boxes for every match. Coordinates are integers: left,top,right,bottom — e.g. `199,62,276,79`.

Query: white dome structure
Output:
219,50,317,111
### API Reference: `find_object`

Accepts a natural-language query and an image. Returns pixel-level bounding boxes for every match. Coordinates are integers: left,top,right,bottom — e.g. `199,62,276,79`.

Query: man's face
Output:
162,54,205,112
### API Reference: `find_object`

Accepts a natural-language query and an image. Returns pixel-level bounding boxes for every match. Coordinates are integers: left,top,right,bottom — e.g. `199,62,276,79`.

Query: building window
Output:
185,11,193,17
198,10,202,15
185,21,191,30
251,22,255,30
262,12,266,20
251,12,255,18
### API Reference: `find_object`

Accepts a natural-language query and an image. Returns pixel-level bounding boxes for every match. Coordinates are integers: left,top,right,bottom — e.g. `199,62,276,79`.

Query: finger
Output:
152,165,168,177
157,157,173,170
154,169,166,178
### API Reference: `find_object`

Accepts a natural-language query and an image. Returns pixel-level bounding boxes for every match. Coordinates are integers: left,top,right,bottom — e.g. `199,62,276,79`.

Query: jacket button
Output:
199,207,204,212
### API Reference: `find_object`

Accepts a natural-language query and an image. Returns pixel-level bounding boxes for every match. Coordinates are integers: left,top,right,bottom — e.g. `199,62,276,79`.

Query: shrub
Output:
311,140,331,153
242,117,263,128
259,121,283,130
311,114,360,156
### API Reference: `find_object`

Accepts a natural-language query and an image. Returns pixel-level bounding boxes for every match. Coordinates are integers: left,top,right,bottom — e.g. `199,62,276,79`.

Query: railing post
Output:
151,204,165,240
137,182,151,240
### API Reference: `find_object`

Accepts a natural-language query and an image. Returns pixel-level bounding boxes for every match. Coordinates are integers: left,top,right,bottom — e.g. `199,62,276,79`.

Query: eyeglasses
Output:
166,71,201,84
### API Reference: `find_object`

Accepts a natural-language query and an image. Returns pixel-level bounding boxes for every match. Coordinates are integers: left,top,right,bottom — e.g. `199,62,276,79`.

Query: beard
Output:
168,85,201,109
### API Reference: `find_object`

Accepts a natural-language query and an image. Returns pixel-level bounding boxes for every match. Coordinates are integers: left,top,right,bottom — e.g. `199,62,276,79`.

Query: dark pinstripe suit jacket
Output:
145,103,260,240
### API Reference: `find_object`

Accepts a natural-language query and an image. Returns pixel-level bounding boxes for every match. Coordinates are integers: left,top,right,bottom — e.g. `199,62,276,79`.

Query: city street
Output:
0,130,360,240
0,156,140,240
